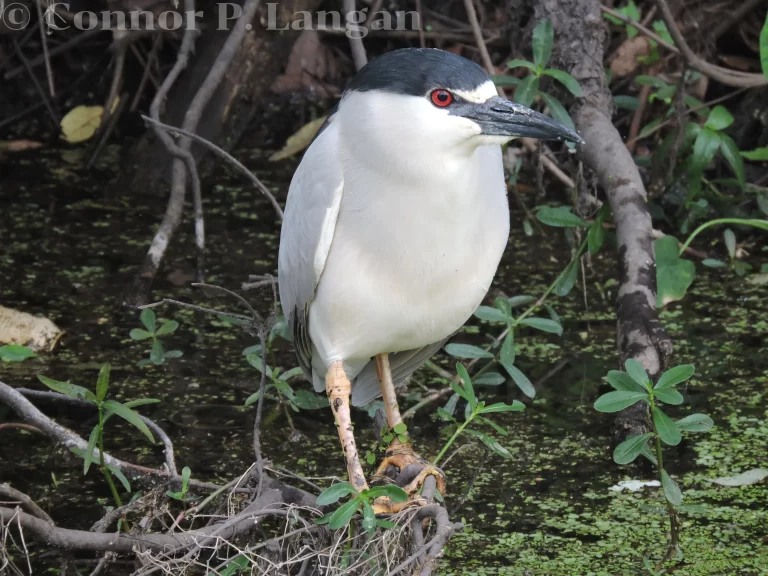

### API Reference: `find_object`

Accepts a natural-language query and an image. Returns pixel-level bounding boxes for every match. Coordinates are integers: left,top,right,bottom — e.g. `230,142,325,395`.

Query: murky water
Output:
1,138,766,575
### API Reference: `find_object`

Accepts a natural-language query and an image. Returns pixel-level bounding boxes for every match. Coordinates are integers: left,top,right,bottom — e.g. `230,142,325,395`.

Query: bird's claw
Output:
369,440,446,513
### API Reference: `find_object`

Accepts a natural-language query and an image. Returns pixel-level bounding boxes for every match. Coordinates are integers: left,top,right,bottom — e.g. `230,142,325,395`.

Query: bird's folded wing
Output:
277,115,344,381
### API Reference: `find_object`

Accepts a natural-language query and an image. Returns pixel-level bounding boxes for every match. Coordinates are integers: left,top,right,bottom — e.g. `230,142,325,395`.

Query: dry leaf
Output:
60,97,120,144
610,36,651,77
0,140,44,152
269,116,327,161
709,469,768,487
0,306,61,352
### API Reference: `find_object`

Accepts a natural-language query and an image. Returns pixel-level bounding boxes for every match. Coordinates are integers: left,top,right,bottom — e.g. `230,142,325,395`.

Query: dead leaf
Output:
719,55,760,72
610,36,651,77
60,97,120,144
269,116,327,161
708,468,768,487
0,140,44,152
0,306,62,352
271,29,338,97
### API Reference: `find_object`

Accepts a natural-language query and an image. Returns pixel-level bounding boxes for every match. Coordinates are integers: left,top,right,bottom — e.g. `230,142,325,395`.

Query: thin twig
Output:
35,1,55,97
344,0,368,71
141,116,283,219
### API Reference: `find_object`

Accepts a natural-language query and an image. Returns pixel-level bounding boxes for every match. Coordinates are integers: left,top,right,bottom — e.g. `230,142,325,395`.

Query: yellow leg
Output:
326,361,369,493
371,354,447,499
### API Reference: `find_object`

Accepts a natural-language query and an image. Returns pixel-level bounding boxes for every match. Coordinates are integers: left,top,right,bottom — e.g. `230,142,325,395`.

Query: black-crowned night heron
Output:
278,48,583,508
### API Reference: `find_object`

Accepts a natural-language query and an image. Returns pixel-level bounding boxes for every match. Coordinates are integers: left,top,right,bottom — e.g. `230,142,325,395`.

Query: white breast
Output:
308,142,510,369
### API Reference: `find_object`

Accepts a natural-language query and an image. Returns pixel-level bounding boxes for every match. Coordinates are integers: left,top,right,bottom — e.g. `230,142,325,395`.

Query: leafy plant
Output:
0,344,37,363
433,362,524,465
761,11,768,80
129,308,183,367
38,364,159,507
314,482,406,534
500,19,582,144
595,360,713,572
167,466,193,502
701,228,752,276
603,2,674,66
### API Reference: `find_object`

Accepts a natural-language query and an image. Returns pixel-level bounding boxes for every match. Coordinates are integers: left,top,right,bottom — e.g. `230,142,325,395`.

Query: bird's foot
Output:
369,440,446,513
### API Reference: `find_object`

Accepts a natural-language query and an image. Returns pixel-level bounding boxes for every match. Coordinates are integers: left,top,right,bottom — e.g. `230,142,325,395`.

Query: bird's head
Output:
337,48,584,167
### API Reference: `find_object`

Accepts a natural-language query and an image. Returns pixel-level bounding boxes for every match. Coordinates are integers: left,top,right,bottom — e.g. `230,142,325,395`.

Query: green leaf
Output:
456,362,477,409
588,221,604,254
655,364,695,389
123,398,160,410
594,391,648,413
474,372,505,386
500,332,515,367
140,308,156,333
614,95,639,110
376,518,396,529
624,358,650,389
317,482,358,505
724,228,737,259
536,206,588,227
444,343,493,359
613,433,654,465
508,295,536,308
492,74,522,87
542,69,582,97
519,317,562,336
640,443,658,466
155,320,179,336
653,407,681,446
129,328,153,341
465,429,513,458
704,105,734,131
437,407,455,422
0,344,37,363
105,464,131,493
244,391,261,407
479,415,510,436
532,19,553,68
742,146,768,161
634,75,668,88
507,59,537,71
761,11,768,79
661,470,682,505
362,501,376,534
208,555,250,576
502,363,536,399
164,350,183,360
540,92,575,134
328,498,362,530
103,399,155,443
364,485,408,502
444,393,460,417
555,259,579,297
293,389,329,410
84,425,99,475
676,413,714,433
607,370,647,393
245,353,272,375
493,297,512,317
181,466,191,491
702,258,728,268
515,75,540,108
480,401,525,414
150,340,164,365
393,422,407,435
719,135,745,190
474,306,510,323
690,128,722,198
654,387,684,405
37,375,96,403
96,363,110,403
655,236,696,307
652,20,673,44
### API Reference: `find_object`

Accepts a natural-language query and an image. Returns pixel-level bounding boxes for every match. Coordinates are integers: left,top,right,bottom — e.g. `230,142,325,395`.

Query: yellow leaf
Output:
60,98,120,144
269,116,327,161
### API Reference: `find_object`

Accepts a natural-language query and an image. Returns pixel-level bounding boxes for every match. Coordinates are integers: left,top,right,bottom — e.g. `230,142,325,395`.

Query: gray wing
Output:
277,115,344,383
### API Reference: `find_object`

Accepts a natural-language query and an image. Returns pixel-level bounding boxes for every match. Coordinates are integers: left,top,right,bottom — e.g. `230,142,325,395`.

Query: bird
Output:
277,48,583,509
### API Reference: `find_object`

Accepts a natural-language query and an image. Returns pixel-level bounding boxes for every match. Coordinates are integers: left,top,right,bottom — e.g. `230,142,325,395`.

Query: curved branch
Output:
652,0,768,88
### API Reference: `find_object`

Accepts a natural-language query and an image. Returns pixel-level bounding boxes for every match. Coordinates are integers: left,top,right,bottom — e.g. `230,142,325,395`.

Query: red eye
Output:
430,89,454,107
